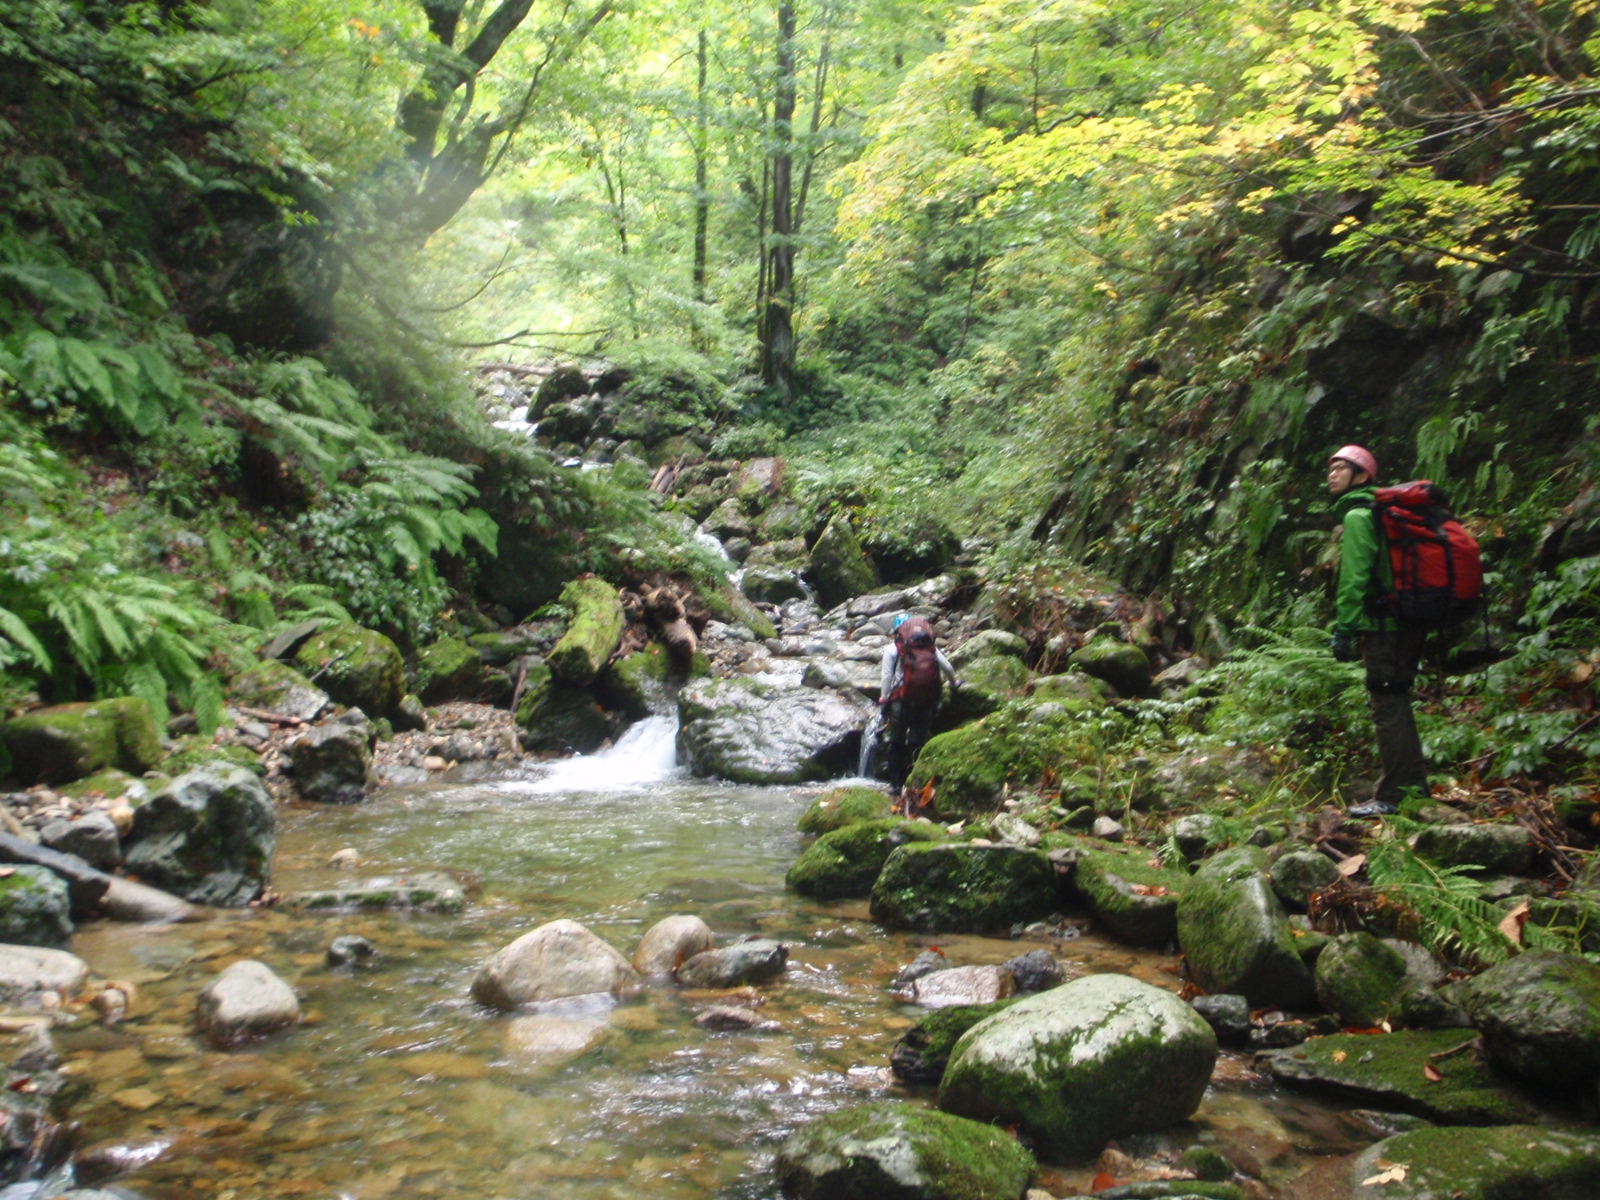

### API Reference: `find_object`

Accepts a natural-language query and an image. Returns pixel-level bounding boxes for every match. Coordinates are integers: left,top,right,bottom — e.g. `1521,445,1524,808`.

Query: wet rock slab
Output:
284,872,467,913
1255,1028,1547,1124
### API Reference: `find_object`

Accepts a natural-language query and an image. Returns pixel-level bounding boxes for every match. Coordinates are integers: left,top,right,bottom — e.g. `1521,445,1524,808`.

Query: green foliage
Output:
1365,820,1566,966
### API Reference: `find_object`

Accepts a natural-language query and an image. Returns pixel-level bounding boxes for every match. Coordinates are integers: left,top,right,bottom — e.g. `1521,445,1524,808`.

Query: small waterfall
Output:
509,714,684,794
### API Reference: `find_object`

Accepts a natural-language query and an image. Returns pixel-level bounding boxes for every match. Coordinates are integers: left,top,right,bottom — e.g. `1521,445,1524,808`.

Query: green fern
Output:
1365,822,1565,966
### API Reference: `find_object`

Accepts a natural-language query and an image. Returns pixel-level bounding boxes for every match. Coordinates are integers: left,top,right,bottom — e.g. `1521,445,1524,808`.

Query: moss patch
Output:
786,818,946,898
870,842,1062,933
797,785,895,834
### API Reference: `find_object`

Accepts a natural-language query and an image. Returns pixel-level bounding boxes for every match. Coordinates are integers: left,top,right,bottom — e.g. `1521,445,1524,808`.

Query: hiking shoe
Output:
1347,800,1399,818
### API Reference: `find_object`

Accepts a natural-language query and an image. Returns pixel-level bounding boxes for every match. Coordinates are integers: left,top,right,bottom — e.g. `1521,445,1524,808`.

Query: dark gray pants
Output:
1362,625,1430,807
884,698,937,790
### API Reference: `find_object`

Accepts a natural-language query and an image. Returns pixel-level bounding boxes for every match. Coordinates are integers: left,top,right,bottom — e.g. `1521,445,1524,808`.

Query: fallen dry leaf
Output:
1332,1050,1348,1064
1498,899,1531,947
1361,1162,1408,1186
1337,853,1367,877
1423,1063,1443,1083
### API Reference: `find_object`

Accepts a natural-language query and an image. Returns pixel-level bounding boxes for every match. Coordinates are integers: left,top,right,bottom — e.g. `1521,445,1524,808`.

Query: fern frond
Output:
0,605,51,671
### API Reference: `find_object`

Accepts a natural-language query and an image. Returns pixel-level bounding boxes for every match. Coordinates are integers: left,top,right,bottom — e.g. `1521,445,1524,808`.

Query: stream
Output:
52,716,1372,1199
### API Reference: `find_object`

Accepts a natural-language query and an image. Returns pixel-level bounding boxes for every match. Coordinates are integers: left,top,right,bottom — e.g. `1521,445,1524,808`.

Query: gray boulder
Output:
0,944,88,1006
38,810,121,872
1414,822,1534,874
226,658,329,722
100,874,200,923
740,567,809,606
195,959,300,1047
471,919,642,1011
1456,949,1600,1089
121,765,276,906
1176,845,1313,1007
1073,850,1187,947
632,915,715,979
775,1101,1034,1200
948,630,1026,668
1072,636,1152,697
807,516,878,609
1167,812,1227,864
939,973,1217,1159
288,722,372,804
676,938,789,988
0,833,110,916
677,677,873,784
0,866,72,947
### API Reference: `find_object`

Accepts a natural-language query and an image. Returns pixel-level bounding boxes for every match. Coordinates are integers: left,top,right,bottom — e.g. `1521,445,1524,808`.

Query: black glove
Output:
1330,630,1359,662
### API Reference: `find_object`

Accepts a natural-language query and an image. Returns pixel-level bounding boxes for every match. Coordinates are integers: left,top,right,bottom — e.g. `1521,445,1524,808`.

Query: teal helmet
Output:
892,613,909,630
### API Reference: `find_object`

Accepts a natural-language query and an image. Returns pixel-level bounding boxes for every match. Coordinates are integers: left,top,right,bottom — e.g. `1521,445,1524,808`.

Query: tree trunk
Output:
693,28,709,306
760,1,797,396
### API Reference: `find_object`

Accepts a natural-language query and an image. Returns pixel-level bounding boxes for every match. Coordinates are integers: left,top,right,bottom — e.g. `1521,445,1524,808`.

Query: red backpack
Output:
892,616,942,703
1369,481,1484,626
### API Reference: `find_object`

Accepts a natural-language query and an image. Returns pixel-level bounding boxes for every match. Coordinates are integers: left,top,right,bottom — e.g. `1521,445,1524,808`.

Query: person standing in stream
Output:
1326,444,1431,817
878,613,960,791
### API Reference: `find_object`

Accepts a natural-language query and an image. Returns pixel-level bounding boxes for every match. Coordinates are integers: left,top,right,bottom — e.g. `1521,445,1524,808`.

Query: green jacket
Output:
1332,487,1396,634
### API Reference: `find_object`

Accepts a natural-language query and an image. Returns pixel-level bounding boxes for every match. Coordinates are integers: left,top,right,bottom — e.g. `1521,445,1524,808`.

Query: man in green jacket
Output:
1327,444,1429,817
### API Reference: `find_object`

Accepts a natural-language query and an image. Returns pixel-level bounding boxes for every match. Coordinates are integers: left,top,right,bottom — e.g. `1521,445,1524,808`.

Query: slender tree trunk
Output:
693,28,709,306
760,0,797,395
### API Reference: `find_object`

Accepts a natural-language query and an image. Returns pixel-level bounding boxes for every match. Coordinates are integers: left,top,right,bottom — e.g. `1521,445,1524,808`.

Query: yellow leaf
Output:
1361,1162,1408,1186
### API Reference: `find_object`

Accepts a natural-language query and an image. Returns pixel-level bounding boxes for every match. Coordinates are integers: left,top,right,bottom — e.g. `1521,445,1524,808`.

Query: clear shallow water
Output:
54,719,1368,1199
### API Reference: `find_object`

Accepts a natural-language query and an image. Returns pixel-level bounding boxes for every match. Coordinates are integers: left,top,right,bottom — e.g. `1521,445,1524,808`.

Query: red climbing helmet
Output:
1329,444,1378,481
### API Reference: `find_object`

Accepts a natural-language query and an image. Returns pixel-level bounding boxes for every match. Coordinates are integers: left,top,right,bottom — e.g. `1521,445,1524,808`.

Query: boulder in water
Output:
676,938,789,988
938,973,1217,1160
195,959,300,1047
471,919,642,1011
632,914,714,979
677,676,872,784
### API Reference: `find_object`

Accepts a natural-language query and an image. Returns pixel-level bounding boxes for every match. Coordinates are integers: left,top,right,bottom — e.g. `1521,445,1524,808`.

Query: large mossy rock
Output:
0,866,73,947
907,704,1118,819
412,636,491,703
677,676,872,784
1,697,162,785
1175,845,1313,1007
515,662,620,755
1257,1028,1545,1125
227,658,329,722
807,515,879,609
939,974,1217,1161
775,1100,1034,1200
870,843,1061,933
1313,932,1408,1028
891,1000,1020,1085
786,818,945,899
1347,1125,1600,1200
287,723,372,804
1413,821,1535,874
1073,850,1188,948
545,578,625,687
1456,949,1600,1090
293,623,405,718
797,785,895,834
1072,636,1153,697
121,766,276,906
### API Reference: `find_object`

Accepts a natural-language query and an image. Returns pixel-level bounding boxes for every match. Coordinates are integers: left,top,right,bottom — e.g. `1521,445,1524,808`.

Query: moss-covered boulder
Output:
545,578,625,688
412,636,489,703
1348,1125,1600,1199
1268,849,1340,910
1073,850,1188,948
121,765,276,907
293,623,405,718
870,843,1062,933
227,658,329,723
807,515,879,609
700,585,778,640
775,1100,1035,1200
797,785,894,834
595,643,677,719
1072,636,1153,697
515,662,620,755
944,655,1031,722
890,1000,1021,1085
939,974,1217,1161
1456,949,1600,1090
1176,845,1313,1007
786,818,946,899
0,866,73,947
1313,932,1409,1028
948,630,1026,668
1027,672,1112,707
1413,821,1535,874
740,566,809,606
907,704,1121,819
1,698,162,785
1257,1028,1544,1125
